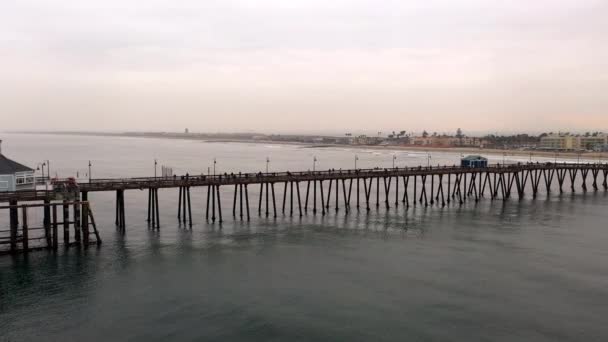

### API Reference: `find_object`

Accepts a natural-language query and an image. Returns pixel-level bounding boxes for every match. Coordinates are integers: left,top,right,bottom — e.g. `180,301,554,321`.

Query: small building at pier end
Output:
461,155,488,168
0,140,35,192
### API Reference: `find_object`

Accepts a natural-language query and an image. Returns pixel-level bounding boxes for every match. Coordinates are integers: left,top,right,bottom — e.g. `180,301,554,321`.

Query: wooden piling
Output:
154,188,160,228
187,187,192,226
216,185,223,223
74,201,82,243
290,181,294,216
63,201,69,246
326,179,332,210
206,186,211,221
52,204,58,250
320,180,326,215
22,207,28,252
245,184,251,220
44,199,52,248
178,186,183,220
271,183,277,218
296,181,303,217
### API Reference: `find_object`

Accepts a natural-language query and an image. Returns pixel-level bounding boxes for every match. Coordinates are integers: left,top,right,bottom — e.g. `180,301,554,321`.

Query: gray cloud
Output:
1,0,607,133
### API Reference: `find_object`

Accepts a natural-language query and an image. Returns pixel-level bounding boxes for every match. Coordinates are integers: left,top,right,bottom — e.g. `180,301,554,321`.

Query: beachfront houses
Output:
410,135,483,148
0,140,35,192
539,133,608,151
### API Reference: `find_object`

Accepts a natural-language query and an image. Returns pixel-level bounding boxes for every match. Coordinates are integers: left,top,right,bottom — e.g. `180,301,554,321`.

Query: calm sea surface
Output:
1,133,608,341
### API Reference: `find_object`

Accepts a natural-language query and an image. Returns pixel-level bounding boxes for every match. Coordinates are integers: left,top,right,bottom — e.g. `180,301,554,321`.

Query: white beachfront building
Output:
0,140,35,192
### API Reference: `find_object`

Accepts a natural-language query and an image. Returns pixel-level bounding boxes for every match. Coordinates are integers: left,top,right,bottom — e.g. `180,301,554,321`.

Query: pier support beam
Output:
43,199,51,248
581,169,589,192
81,192,89,246
216,185,223,223
178,187,192,226
9,200,18,253
402,176,410,207
22,207,28,252
147,188,160,228
52,204,58,250
569,169,578,192
363,178,371,211
557,169,566,193
245,184,251,220
63,200,70,245
115,190,125,230
592,169,599,191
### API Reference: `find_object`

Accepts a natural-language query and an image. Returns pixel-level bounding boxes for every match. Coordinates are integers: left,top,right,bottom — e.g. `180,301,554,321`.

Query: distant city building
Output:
539,133,577,150
351,135,382,145
578,134,608,150
540,133,607,151
184,128,189,134
0,140,35,192
409,135,482,148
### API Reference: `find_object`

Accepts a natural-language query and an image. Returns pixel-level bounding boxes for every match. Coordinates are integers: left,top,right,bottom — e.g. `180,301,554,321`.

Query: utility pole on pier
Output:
88,161,92,183
355,155,358,169
313,156,317,172
213,158,216,176
154,159,158,179
36,162,47,190
266,157,270,173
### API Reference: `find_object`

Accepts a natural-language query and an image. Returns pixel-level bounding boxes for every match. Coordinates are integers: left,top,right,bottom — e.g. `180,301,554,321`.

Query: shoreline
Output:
6,131,607,161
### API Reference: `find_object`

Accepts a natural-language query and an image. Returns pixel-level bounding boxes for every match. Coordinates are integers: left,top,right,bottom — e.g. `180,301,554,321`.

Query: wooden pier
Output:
1,162,607,254
0,201,101,255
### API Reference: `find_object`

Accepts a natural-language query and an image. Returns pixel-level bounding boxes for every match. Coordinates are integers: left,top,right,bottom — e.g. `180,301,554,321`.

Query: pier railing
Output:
1,162,607,199
78,162,608,190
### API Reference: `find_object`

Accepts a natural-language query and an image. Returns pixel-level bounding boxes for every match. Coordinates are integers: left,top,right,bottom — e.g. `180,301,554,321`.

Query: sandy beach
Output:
10,131,607,162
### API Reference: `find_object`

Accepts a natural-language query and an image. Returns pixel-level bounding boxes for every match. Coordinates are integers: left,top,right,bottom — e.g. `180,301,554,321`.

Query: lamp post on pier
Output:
266,157,270,173
36,162,45,179
392,154,397,168
154,159,158,179
88,160,92,183
313,156,317,172
354,155,358,169
36,162,47,190
213,158,216,176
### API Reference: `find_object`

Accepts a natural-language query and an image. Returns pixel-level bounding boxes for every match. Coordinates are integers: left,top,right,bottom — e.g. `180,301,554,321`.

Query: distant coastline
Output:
6,131,607,161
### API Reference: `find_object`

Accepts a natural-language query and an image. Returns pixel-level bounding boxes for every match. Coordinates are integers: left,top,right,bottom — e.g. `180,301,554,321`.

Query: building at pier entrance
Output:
0,140,35,192
461,155,488,168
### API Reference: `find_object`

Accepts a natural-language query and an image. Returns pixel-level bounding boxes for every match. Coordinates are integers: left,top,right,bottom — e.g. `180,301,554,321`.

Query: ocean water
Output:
1,133,608,341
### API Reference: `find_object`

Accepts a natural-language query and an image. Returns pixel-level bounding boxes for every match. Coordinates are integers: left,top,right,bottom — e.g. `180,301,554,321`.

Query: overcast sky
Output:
1,0,607,135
